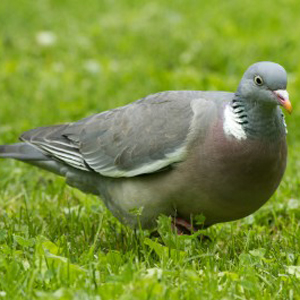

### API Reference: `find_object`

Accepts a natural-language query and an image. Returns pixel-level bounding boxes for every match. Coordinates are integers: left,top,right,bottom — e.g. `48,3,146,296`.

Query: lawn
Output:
1,0,300,299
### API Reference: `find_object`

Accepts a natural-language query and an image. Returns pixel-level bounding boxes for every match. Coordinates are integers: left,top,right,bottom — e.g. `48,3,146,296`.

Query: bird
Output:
0,61,292,234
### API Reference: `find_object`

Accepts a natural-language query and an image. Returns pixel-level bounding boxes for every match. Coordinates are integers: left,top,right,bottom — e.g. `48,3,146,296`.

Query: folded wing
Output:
21,91,211,178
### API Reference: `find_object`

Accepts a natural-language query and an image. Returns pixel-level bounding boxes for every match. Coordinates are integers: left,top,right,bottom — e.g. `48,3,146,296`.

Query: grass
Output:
1,0,300,299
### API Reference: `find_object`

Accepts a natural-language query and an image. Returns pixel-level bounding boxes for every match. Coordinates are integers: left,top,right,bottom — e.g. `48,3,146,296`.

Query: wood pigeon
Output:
0,61,292,233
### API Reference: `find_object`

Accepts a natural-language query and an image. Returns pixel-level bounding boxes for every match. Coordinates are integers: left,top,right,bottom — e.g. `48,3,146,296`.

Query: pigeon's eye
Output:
254,75,264,86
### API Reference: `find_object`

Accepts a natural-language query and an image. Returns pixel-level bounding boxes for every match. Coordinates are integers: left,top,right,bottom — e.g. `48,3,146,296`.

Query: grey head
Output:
236,61,292,113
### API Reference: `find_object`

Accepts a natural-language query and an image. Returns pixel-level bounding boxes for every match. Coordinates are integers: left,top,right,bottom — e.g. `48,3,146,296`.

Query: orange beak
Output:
274,89,292,114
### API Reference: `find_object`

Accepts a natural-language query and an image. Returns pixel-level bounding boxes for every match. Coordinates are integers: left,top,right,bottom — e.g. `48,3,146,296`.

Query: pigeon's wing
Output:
20,91,217,178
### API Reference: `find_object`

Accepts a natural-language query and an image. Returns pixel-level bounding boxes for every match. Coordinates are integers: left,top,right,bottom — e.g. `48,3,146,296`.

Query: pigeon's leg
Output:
150,217,210,239
172,217,211,241
172,217,195,235
149,218,195,237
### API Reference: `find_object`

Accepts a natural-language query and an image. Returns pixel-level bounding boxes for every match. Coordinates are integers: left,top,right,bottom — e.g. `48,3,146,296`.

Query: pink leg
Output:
172,217,196,235
172,217,210,241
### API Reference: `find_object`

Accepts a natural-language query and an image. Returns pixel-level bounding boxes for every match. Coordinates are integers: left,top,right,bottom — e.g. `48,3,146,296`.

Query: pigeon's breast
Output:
177,119,287,224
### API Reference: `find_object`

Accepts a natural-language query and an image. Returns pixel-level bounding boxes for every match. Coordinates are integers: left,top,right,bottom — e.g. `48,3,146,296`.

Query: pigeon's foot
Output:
149,217,211,241
172,217,195,235
172,217,211,241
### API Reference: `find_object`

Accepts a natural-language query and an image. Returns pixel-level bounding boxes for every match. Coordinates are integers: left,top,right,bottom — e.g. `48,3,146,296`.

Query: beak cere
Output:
274,89,292,114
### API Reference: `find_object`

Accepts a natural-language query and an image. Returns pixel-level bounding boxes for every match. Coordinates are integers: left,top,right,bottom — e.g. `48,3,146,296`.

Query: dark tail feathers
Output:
0,143,69,176
0,143,47,161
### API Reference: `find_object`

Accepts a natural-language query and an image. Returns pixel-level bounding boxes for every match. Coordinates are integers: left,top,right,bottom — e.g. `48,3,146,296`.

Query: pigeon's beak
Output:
274,89,292,114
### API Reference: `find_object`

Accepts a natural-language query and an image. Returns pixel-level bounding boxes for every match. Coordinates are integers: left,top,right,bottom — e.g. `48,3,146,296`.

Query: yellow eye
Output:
254,75,264,86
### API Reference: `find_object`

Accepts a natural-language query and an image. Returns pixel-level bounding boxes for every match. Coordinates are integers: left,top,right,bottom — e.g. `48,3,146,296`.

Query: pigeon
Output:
0,61,292,233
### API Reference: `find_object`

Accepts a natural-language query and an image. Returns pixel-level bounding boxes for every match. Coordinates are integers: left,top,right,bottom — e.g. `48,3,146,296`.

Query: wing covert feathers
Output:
20,91,214,177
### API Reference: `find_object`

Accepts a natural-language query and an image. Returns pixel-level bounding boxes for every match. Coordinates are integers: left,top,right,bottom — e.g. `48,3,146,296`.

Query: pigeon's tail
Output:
0,143,47,161
0,143,66,176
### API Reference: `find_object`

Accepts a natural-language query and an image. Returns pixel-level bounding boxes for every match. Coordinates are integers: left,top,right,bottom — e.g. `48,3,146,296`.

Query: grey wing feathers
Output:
20,91,207,177
21,125,90,171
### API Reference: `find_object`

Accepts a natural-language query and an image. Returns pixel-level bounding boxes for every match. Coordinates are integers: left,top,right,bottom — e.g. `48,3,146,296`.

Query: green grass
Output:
1,0,300,299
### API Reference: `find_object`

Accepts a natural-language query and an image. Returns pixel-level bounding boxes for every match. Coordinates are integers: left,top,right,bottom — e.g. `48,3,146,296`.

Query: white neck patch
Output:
281,112,288,134
223,104,247,140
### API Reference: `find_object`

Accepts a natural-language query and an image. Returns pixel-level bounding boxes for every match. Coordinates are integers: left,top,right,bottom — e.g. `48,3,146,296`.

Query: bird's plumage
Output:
0,62,291,229
20,91,226,178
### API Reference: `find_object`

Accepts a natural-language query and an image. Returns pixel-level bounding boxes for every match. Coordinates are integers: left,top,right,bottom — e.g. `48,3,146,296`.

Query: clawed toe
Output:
172,217,210,240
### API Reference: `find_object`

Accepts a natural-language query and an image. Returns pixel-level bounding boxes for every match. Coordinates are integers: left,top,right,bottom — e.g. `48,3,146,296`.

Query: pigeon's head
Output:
238,61,292,114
